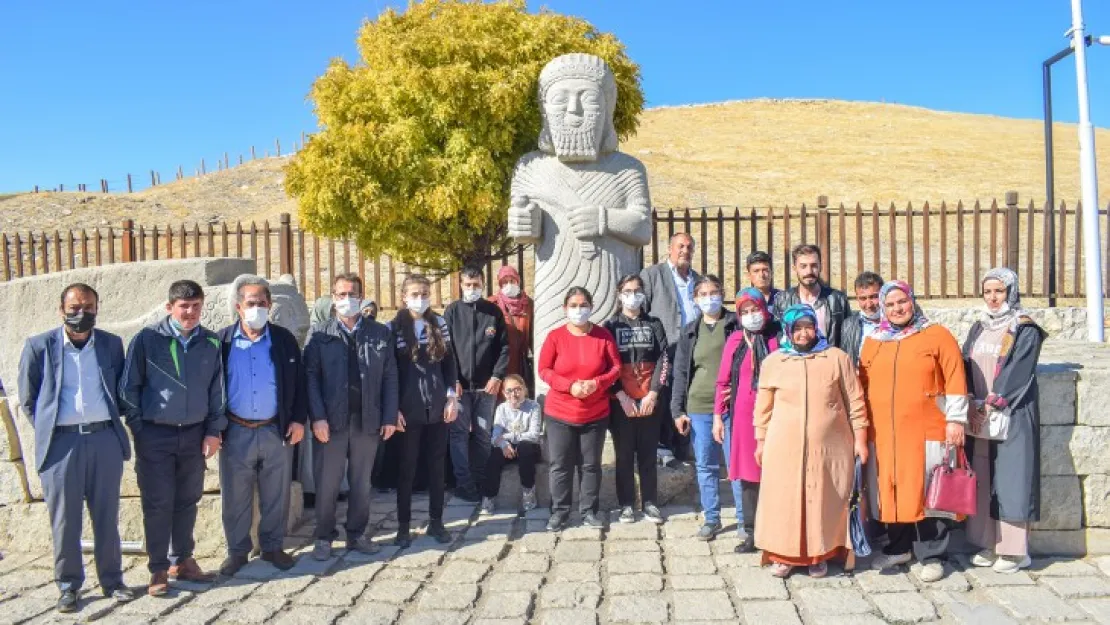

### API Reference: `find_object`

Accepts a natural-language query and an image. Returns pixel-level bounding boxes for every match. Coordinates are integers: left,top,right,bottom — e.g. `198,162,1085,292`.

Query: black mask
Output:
64,311,96,334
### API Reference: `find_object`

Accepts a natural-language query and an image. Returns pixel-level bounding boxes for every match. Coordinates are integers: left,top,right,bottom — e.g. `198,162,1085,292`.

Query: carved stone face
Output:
542,77,606,162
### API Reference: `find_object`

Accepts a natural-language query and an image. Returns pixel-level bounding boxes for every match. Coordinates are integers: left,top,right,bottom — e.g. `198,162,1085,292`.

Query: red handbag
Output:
925,445,977,517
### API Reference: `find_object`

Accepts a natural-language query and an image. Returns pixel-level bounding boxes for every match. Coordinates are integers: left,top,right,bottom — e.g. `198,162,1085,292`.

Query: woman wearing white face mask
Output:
387,274,459,548
602,275,670,525
490,266,534,392
538,286,621,531
670,274,743,541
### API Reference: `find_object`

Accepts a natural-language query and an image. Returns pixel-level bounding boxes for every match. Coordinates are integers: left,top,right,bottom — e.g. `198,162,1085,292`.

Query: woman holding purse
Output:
962,268,1046,574
604,274,670,525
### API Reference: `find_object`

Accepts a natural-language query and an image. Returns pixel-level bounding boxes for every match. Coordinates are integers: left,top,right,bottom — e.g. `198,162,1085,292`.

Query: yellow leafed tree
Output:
286,0,643,273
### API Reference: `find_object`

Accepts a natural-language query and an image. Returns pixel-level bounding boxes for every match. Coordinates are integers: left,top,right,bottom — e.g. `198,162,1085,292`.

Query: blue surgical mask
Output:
697,295,722,316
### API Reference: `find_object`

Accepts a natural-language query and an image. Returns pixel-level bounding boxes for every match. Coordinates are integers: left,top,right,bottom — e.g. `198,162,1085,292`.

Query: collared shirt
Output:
338,317,362,336
799,288,829,335
169,320,196,353
668,260,698,328
57,328,112,426
859,315,880,357
227,324,278,421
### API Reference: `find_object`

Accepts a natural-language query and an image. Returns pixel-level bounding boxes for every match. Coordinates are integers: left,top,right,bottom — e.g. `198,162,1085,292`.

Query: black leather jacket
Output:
771,283,852,348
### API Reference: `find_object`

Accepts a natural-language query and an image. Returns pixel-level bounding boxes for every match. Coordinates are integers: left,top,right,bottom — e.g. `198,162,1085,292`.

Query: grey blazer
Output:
17,327,131,471
640,261,701,348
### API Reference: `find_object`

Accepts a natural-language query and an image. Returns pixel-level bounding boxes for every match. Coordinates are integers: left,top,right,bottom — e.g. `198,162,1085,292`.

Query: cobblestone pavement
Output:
3,492,1110,624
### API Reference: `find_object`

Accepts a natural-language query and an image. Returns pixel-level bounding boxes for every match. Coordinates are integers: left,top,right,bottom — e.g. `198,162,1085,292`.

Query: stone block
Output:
1034,475,1083,531
1078,598,1110,624
1038,366,1078,426
672,590,734,621
363,580,422,604
549,563,600,583
741,601,801,625
220,598,288,624
553,541,601,563
1029,557,1099,577
0,459,29,504
1042,576,1110,598
270,607,345,625
606,552,663,575
337,603,401,625
400,611,471,625
538,582,602,609
486,572,544,593
606,595,669,623
1085,474,1110,528
854,569,917,593
500,553,550,573
606,573,663,595
795,588,873,615
437,562,492,584
665,555,715,575
871,592,937,623
729,567,789,599
1031,529,1110,556
537,610,598,625
1041,425,1110,476
669,574,725,590
417,583,480,611
477,591,534,620
1078,369,1110,426
985,585,1083,620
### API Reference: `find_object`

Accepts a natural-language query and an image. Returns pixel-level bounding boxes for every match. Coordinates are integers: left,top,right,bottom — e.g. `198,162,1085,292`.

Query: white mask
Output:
406,297,431,315
501,283,521,298
741,312,764,332
462,288,483,304
243,306,269,331
986,302,1011,318
697,295,723,315
619,292,645,311
566,306,592,326
334,296,361,318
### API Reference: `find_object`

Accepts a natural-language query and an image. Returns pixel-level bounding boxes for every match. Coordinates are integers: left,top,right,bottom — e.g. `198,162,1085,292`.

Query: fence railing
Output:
2,193,1107,308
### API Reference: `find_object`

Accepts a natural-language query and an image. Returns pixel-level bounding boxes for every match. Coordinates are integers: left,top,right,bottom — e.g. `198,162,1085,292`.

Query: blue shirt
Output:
227,324,278,421
668,260,697,328
57,329,113,426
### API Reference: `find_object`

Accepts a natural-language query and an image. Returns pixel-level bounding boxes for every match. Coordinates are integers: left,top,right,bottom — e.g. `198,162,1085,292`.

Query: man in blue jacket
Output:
119,280,226,596
18,283,136,613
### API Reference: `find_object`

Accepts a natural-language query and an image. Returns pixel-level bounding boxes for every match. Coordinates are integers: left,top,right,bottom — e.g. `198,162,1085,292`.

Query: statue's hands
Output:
508,195,542,242
568,205,601,239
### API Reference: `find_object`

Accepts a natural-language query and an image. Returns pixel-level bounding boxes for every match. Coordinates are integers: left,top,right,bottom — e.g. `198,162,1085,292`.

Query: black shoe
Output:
581,512,604,529
454,486,481,503
395,529,412,548
261,550,296,570
734,533,756,554
105,586,136,602
426,522,452,544
547,512,569,532
57,590,78,613
219,553,249,577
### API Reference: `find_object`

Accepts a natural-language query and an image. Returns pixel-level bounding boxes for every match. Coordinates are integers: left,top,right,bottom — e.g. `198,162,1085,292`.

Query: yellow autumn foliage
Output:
286,0,643,273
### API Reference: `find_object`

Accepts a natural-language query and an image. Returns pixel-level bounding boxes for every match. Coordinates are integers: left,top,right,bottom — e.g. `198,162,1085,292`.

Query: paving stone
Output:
119,591,195,616
537,610,598,625
712,551,761,569
363,579,423,604
964,566,1036,587
550,563,600,583
665,556,716,575
0,567,54,592
708,535,741,554
559,526,603,541
515,532,557,553
909,560,971,591
605,540,660,555
925,589,1020,625
375,567,435,581
328,561,386,584
606,573,663,595
668,574,725,590
337,603,401,625
871,592,938,623
795,588,873,615
293,580,366,606
740,600,802,625
465,522,516,542
393,547,448,568
606,552,663,575
659,505,699,522
343,545,401,564
606,522,659,541
662,539,712,557
787,568,854,589
233,558,286,580
985,585,1084,620
219,598,288,624
399,611,471,625
1043,576,1110,599
661,522,702,540
190,579,262,606
729,567,789,599
448,540,509,563
24,595,117,623
854,568,917,593
671,589,734,621
471,620,527,625
807,617,888,625
501,553,550,573
417,583,481,611
606,595,669,623
252,574,315,597
477,591,534,619
1031,558,1101,577
154,606,224,625
485,572,545,592
283,551,339,577
1077,598,1110,624
435,562,492,585
538,582,602,609
0,597,56,623
553,541,602,563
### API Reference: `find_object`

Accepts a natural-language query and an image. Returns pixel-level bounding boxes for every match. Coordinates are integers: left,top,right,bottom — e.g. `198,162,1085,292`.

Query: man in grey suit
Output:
17,283,136,613
640,232,700,462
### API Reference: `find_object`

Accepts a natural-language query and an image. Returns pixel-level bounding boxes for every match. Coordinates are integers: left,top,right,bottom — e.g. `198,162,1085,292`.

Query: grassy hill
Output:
3,99,1109,234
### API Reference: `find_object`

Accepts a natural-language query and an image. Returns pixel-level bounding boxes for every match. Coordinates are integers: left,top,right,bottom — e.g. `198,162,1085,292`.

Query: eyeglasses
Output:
504,387,525,395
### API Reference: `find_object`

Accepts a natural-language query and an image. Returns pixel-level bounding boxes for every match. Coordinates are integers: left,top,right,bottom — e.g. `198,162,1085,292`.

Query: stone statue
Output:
507,53,652,393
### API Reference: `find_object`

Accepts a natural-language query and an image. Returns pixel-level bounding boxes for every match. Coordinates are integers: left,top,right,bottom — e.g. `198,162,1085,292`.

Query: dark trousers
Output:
655,386,690,461
610,400,660,508
220,422,292,555
313,421,380,543
884,518,951,557
135,422,206,573
449,391,494,492
482,441,541,498
740,480,759,534
41,428,124,592
397,420,448,527
546,415,608,515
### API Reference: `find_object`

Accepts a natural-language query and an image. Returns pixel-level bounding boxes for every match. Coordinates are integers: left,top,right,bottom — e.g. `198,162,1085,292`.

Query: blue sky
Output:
1,0,1108,192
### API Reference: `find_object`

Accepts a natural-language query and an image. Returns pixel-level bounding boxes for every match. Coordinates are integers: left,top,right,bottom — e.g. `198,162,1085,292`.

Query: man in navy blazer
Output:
17,283,135,613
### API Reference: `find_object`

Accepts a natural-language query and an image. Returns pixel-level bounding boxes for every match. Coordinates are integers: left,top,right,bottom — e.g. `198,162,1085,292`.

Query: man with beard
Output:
771,245,851,348
840,271,884,365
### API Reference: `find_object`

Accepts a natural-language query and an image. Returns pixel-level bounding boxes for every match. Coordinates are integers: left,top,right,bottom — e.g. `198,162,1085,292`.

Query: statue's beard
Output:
547,112,602,161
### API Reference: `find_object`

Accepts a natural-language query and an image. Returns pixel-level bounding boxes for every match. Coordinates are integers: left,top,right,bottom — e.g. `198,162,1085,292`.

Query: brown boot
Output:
148,571,169,596
168,557,217,583
261,550,295,571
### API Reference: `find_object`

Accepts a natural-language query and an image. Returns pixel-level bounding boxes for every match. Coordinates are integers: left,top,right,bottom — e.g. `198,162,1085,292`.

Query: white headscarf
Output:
980,267,1021,331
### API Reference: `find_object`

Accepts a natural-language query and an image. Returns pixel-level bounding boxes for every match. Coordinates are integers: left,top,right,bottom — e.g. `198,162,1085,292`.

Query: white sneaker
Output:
917,558,945,583
970,549,997,568
480,497,495,515
992,554,1031,574
522,488,537,512
871,551,912,570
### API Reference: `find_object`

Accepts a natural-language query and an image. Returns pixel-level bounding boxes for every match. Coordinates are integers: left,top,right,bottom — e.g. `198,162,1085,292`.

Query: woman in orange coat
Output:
859,281,968,583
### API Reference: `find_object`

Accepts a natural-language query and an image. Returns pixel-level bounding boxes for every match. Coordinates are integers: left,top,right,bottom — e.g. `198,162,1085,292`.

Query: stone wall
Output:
924,306,1088,343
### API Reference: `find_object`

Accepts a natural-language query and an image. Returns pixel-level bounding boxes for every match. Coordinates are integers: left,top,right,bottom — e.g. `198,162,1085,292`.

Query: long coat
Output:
714,331,779,483
753,347,868,558
962,319,1045,523
859,324,968,524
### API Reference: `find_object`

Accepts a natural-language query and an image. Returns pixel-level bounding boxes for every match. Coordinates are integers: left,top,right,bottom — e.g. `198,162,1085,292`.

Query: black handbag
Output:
849,457,872,557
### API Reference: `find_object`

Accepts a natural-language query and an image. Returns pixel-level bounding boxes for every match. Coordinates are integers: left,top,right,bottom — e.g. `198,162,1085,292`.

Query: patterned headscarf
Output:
733,287,776,389
981,267,1021,331
494,265,530,317
779,304,830,356
735,287,772,328
873,280,931,341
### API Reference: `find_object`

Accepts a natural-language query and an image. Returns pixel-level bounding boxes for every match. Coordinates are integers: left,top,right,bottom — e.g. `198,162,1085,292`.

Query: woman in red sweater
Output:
539,286,621,531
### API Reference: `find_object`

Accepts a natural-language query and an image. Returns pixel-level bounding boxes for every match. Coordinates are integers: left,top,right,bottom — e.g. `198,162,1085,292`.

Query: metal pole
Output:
1044,58,1059,307
1070,0,1103,341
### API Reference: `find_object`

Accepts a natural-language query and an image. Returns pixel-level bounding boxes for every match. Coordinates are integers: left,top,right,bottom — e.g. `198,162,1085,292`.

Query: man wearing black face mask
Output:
18,284,134,613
